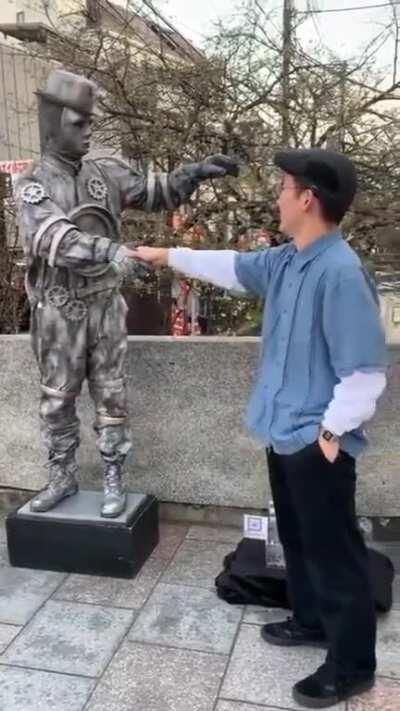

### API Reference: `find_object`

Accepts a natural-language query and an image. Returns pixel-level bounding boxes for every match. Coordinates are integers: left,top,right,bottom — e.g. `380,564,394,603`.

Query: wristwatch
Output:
320,428,339,443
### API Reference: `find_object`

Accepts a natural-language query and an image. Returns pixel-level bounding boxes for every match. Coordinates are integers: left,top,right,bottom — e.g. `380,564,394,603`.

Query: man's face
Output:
276,173,311,237
55,108,92,159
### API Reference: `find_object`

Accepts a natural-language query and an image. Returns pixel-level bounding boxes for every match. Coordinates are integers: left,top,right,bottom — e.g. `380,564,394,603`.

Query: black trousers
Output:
267,443,376,679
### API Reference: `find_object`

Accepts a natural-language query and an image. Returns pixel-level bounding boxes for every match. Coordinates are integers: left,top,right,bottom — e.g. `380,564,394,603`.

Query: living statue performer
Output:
15,69,238,518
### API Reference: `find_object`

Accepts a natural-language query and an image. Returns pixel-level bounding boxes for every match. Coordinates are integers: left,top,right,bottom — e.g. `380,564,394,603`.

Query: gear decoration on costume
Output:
21,182,47,205
63,298,88,322
46,286,69,309
87,177,108,201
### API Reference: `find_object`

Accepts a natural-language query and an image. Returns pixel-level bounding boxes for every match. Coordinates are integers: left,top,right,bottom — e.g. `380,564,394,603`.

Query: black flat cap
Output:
274,148,357,221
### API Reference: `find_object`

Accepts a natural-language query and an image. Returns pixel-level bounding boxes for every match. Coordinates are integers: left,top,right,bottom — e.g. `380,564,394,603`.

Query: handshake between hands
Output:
110,244,166,279
111,244,169,280
126,246,169,269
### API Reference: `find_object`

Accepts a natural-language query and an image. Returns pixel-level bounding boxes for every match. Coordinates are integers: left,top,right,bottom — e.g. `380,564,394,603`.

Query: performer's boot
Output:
30,452,79,512
101,459,127,518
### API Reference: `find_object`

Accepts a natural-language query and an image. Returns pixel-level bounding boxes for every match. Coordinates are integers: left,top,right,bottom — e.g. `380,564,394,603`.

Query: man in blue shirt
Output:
133,148,386,708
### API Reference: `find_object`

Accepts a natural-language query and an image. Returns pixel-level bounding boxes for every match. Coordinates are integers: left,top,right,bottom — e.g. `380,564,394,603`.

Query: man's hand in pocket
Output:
318,434,340,463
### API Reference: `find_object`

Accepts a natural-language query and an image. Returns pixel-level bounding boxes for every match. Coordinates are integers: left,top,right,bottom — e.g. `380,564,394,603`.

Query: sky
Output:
157,0,398,78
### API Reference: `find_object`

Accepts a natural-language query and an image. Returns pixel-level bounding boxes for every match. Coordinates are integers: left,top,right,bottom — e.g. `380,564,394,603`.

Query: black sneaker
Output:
292,663,375,708
260,616,327,648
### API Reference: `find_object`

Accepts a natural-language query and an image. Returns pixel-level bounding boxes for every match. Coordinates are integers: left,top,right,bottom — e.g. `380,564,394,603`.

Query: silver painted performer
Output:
15,69,238,518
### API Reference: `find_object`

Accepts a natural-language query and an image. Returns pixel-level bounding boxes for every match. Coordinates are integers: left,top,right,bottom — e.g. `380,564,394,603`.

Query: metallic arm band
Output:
145,173,156,211
159,173,175,210
32,216,66,257
48,223,77,267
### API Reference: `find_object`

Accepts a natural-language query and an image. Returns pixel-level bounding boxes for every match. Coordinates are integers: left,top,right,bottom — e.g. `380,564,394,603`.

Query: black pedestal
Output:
6,491,159,578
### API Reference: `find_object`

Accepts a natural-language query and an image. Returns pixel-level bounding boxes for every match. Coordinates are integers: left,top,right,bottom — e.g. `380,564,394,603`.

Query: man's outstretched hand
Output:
130,246,169,269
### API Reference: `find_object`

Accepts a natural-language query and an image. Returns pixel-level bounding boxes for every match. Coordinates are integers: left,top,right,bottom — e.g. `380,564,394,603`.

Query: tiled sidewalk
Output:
0,516,399,711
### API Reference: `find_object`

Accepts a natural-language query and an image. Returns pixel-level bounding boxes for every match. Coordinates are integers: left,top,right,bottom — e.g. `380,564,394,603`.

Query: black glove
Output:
186,154,240,181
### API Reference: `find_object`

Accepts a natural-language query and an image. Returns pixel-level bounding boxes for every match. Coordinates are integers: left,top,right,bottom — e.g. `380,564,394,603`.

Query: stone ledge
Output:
1,336,399,515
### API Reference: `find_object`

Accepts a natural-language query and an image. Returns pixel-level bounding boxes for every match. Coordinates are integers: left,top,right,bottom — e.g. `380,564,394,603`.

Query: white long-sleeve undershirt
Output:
168,247,246,293
322,370,386,436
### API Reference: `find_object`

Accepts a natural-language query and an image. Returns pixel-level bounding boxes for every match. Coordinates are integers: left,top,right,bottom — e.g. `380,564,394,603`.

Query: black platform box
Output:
6,490,159,578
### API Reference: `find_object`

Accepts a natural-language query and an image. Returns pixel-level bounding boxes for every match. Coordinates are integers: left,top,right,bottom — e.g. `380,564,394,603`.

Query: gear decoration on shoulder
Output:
46,285,69,308
87,176,108,201
21,182,47,205
63,298,88,322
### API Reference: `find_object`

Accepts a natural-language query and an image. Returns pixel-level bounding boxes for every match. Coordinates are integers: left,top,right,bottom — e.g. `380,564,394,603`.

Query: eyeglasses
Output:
275,182,319,198
274,184,299,197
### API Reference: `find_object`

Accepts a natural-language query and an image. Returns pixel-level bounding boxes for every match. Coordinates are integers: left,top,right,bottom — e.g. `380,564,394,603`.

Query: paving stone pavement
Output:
0,515,399,711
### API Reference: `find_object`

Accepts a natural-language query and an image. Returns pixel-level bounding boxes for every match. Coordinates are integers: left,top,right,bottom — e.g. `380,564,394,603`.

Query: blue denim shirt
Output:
235,232,386,458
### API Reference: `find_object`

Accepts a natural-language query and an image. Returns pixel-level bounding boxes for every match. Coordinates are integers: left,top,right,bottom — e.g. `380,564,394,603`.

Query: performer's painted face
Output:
56,108,93,159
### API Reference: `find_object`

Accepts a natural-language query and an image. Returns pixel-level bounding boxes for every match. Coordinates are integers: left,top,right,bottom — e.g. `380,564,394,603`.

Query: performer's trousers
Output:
30,290,131,465
267,443,376,680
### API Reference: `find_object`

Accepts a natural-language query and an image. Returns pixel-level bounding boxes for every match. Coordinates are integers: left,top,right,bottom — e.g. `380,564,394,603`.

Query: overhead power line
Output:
299,1,400,13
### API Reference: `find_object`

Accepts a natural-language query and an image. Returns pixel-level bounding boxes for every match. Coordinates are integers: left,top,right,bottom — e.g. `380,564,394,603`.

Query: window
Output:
16,11,25,24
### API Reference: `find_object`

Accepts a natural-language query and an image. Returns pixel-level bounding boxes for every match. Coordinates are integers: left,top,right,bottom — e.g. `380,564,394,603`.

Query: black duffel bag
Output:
215,538,395,613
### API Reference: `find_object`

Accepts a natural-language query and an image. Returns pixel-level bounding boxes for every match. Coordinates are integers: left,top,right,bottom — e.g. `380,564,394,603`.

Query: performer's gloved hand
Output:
111,245,149,279
186,154,240,181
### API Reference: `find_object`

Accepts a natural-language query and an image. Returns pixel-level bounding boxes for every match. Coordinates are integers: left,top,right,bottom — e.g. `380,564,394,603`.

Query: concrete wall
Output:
0,335,399,515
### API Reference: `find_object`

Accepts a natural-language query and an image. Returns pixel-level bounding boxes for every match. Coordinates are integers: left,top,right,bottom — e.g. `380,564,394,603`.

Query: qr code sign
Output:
248,517,262,532
243,514,268,540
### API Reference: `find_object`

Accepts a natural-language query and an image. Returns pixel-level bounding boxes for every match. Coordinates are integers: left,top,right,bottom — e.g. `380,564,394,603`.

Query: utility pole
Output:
281,0,294,145
337,60,347,150
326,61,347,151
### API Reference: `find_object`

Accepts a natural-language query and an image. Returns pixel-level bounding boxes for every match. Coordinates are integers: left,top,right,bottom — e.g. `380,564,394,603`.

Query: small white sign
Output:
243,514,268,540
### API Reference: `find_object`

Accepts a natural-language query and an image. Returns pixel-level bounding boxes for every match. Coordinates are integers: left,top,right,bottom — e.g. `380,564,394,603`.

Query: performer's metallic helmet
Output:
37,69,97,115
37,70,97,154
